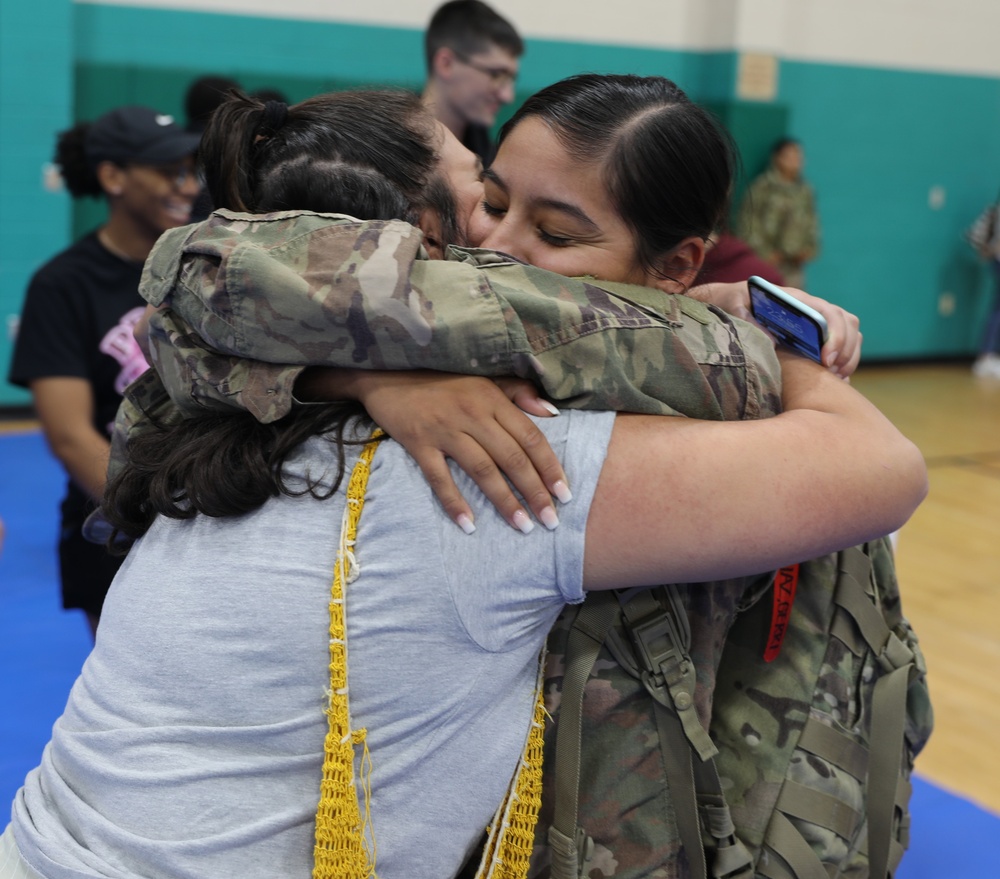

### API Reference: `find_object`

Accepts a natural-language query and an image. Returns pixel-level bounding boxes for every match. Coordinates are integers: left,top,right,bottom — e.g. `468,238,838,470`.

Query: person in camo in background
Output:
421,0,522,165
111,76,923,879
737,137,820,289
7,106,200,637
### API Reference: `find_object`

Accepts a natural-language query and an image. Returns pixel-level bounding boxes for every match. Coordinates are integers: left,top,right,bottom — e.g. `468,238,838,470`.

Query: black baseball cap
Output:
84,105,202,168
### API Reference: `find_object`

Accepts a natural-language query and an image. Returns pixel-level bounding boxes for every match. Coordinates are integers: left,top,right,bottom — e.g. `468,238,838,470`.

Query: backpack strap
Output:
625,586,753,879
692,756,755,879
618,587,743,879
757,812,831,879
648,684,709,879
549,587,753,879
857,772,912,878
760,545,918,879
834,546,916,879
618,586,718,761
547,592,621,878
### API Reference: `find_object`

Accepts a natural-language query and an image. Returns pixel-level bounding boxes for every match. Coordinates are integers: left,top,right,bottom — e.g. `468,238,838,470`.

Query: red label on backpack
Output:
764,564,799,662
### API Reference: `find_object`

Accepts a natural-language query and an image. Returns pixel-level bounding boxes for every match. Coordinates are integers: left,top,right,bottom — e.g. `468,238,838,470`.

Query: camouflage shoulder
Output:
601,282,720,327
448,250,686,323
143,209,426,308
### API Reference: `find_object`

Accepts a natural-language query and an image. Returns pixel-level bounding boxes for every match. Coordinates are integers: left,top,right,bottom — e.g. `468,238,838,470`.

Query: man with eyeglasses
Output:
422,0,523,164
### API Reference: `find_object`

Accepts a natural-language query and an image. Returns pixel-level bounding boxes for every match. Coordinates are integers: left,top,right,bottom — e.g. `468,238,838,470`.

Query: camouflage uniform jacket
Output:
117,209,784,878
737,169,820,285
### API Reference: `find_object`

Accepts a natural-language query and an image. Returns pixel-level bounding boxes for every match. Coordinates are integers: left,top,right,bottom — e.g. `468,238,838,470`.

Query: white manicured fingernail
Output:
539,400,560,416
456,513,476,535
539,506,560,531
512,510,535,534
551,480,573,504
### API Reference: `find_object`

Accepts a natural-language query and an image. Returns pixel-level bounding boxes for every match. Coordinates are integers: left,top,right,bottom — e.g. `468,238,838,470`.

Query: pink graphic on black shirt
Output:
100,306,151,395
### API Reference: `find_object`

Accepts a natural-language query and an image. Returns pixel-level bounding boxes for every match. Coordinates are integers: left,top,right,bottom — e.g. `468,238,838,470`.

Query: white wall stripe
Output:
75,0,1000,77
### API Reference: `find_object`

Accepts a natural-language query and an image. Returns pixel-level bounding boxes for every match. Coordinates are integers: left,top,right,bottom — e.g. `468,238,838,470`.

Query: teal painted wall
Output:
0,0,74,407
2,3,999,406
777,61,1000,358
72,6,421,84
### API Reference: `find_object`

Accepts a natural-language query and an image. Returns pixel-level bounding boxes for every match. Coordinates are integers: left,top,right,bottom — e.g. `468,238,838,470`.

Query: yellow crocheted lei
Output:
311,431,546,879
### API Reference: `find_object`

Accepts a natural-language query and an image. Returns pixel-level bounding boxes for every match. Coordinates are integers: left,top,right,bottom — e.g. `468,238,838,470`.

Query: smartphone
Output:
747,276,829,363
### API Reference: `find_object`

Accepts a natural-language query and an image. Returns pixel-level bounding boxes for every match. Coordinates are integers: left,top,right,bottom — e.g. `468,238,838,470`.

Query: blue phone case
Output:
747,276,829,363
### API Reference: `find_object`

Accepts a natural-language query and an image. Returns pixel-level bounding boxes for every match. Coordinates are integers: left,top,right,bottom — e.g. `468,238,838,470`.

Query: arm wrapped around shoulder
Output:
581,350,927,590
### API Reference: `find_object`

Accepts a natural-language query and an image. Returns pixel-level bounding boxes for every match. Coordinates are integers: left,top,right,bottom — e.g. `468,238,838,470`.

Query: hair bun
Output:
259,100,289,134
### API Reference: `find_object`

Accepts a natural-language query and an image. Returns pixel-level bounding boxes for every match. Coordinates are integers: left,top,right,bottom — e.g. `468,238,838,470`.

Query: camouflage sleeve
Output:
475,256,782,421
147,309,305,422
142,210,514,422
141,209,782,428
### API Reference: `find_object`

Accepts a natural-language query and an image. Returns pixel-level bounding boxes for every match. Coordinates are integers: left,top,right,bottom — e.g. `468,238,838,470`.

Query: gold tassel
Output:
313,433,382,879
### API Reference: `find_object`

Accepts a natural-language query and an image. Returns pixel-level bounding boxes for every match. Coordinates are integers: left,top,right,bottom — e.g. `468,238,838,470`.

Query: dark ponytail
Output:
197,90,261,212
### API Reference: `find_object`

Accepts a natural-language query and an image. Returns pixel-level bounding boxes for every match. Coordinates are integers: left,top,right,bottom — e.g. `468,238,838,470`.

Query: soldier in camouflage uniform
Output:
737,139,820,289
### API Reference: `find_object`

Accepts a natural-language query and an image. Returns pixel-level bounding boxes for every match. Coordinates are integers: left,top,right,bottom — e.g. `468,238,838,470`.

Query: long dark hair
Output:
104,403,375,545
499,74,736,279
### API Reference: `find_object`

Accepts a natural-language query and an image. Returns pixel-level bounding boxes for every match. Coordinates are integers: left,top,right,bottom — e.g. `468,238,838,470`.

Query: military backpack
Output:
536,536,932,879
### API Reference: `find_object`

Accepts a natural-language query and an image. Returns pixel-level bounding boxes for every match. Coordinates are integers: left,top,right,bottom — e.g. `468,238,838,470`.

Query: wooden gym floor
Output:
850,362,1000,814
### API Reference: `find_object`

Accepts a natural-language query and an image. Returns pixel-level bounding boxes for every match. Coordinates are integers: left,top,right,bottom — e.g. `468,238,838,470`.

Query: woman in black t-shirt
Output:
8,106,201,635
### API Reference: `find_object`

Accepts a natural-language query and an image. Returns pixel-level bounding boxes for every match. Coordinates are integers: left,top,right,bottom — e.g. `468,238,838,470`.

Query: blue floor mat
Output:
0,429,992,875
898,777,997,878
0,430,94,803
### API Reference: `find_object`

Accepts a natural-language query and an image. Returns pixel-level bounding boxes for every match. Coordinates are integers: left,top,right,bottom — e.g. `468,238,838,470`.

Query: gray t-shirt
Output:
11,409,616,879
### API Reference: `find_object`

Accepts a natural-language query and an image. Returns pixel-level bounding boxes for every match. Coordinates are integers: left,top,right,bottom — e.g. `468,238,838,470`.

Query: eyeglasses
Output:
452,51,518,88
